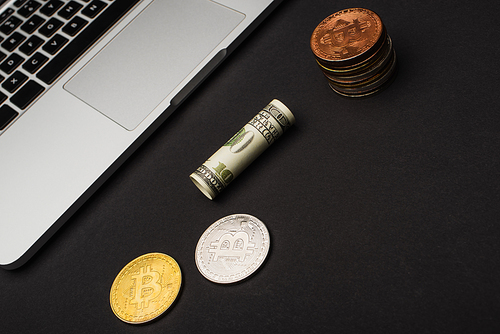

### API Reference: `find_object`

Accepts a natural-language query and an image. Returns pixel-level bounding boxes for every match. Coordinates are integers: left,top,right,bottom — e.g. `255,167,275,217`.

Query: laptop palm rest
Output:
64,0,244,130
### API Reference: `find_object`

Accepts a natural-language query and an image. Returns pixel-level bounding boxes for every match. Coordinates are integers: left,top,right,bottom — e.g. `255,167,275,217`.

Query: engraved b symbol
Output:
209,231,254,261
130,265,162,310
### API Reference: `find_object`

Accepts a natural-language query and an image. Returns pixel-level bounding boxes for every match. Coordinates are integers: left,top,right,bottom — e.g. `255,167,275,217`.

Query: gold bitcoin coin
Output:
110,253,182,324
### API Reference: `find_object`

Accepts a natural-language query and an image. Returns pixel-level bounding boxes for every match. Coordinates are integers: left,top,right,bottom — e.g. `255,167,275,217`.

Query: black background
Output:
2,0,500,333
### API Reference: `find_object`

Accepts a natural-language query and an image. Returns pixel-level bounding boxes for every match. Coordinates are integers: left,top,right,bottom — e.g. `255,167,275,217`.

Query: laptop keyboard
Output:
0,0,140,134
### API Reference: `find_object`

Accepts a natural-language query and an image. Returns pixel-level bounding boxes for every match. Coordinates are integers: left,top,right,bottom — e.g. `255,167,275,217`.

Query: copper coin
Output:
329,50,398,97
329,50,396,92
316,27,387,73
311,8,385,67
324,36,393,84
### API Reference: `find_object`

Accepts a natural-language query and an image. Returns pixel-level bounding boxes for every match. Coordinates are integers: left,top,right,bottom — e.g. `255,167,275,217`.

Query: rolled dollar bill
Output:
190,99,295,200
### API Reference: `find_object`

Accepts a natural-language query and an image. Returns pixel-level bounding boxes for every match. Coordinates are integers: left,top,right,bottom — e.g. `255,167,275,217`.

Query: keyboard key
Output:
0,51,6,63
18,0,42,18
10,80,45,109
19,35,44,56
42,33,68,55
20,14,45,33
1,32,27,52
0,8,15,25
0,53,25,74
0,15,24,35
13,0,28,7
37,0,141,85
2,70,28,93
40,0,64,17
0,91,6,104
22,51,48,73
62,16,88,36
57,1,83,20
38,17,63,37
82,0,107,19
0,105,19,130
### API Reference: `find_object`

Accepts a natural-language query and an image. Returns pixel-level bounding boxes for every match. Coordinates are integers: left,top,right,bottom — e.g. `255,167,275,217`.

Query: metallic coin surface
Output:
323,36,393,84
329,55,398,98
311,8,384,67
195,214,270,284
110,253,182,324
329,50,397,94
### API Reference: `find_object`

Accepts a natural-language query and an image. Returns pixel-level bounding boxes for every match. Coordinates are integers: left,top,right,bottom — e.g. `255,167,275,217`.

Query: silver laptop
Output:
0,0,282,269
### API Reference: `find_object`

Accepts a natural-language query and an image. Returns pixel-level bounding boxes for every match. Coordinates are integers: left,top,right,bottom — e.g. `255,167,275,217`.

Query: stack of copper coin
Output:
310,8,397,97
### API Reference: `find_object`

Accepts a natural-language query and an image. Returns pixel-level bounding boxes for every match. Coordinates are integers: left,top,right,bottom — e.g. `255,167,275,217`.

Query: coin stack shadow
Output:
310,8,397,97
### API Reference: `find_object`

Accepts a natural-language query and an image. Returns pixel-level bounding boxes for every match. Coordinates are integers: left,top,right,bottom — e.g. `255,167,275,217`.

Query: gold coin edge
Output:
109,252,182,324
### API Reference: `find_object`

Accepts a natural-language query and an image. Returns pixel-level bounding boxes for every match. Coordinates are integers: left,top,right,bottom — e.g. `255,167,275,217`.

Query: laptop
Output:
0,0,282,269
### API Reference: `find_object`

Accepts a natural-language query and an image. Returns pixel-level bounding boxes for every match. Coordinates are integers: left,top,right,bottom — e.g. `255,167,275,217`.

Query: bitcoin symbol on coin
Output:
110,253,182,324
195,214,270,284
130,265,162,310
209,231,255,261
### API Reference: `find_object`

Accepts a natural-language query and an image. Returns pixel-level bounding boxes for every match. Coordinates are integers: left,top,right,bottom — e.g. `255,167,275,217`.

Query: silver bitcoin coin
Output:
195,214,270,284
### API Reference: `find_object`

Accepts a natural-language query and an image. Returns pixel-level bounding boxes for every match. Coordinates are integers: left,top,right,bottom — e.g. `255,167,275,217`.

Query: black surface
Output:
2,0,500,333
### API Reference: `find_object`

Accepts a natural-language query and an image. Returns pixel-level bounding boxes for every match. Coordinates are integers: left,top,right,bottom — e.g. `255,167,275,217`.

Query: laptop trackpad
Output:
64,0,244,130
